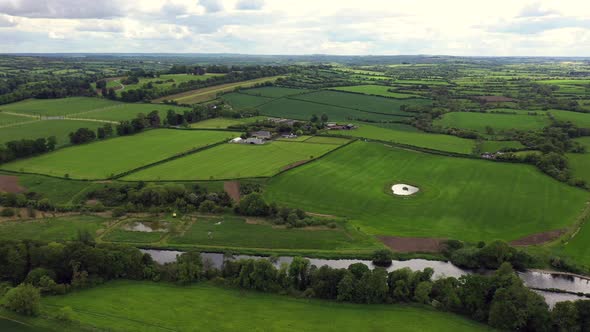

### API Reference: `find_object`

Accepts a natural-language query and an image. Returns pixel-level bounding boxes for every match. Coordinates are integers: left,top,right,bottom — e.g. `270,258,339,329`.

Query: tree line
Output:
1,239,588,331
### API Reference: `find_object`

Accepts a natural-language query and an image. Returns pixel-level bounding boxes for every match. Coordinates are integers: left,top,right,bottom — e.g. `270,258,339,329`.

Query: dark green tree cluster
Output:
86,182,232,213
0,136,57,163
444,240,534,270
236,193,334,228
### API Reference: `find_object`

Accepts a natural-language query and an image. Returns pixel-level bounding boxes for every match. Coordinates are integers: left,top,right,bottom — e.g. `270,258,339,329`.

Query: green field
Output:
10,172,99,204
71,103,191,122
550,109,590,128
331,85,422,99
434,112,549,133
154,76,283,104
169,216,376,250
0,120,107,147
40,281,490,332
240,86,310,98
0,215,107,242
0,112,34,126
480,140,525,153
190,116,267,129
292,90,427,116
264,141,588,241
561,219,590,267
124,140,346,181
221,92,273,109
257,98,409,122
0,97,118,116
567,137,590,184
119,73,226,94
1,129,233,179
328,123,475,154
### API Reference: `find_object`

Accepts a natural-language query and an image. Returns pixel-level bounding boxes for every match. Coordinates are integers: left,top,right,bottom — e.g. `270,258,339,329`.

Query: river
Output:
141,249,590,307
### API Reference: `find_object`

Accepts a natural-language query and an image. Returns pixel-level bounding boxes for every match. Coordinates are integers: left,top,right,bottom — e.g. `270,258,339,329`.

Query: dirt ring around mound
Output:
510,229,565,246
0,175,25,193
224,181,241,203
378,236,445,253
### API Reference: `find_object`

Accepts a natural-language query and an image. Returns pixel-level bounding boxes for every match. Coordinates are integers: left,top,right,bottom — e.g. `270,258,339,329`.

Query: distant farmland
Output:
153,76,284,104
1,129,233,179
123,140,348,181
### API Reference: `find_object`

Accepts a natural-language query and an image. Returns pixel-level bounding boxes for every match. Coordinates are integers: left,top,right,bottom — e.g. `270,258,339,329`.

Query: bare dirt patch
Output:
378,236,445,253
0,175,25,193
510,229,565,246
224,181,241,202
476,96,516,103
281,160,310,172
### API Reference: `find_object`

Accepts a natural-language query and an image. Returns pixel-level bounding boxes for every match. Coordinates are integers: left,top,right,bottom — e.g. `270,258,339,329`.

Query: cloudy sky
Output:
0,0,589,55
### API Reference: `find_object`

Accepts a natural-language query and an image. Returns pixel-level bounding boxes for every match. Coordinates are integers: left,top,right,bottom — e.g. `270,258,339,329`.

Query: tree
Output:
69,128,96,144
414,281,433,304
372,249,393,266
310,114,318,122
176,251,202,284
4,284,41,316
46,136,57,151
107,88,117,100
237,193,269,216
363,268,389,304
147,110,161,128
103,123,113,137
552,301,580,332
288,257,310,291
321,113,328,122
336,272,355,302
97,127,106,139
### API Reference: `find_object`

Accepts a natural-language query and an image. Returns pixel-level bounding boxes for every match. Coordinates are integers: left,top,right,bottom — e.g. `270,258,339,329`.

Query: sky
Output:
0,0,589,56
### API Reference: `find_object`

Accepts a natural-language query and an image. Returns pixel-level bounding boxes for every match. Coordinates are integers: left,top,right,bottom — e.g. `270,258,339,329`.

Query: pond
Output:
140,249,590,307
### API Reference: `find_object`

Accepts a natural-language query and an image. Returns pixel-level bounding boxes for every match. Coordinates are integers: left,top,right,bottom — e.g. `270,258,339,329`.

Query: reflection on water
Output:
140,249,590,306
124,221,169,232
520,271,590,295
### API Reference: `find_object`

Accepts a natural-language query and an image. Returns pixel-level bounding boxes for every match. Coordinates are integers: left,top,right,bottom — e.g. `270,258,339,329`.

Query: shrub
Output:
372,249,393,267
112,207,126,218
4,284,41,316
0,207,15,217
54,306,74,322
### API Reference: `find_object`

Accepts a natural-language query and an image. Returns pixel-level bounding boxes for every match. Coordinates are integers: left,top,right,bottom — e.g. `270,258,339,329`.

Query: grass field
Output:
123,140,346,181
11,172,100,204
561,219,590,267
567,137,590,184
153,76,283,104
0,120,107,147
257,98,410,122
434,112,549,133
221,92,273,109
550,109,590,128
71,103,191,122
328,123,475,154
0,97,118,116
292,90,427,116
0,215,107,242
240,86,310,98
264,141,588,242
119,73,225,94
1,129,233,179
480,140,525,152
169,216,376,250
331,85,422,99
0,112,34,126
40,281,490,332
190,116,267,129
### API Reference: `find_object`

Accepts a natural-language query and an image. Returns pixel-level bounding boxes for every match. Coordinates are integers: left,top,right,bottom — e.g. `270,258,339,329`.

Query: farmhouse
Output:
326,123,358,130
281,133,298,139
251,130,272,139
244,137,265,145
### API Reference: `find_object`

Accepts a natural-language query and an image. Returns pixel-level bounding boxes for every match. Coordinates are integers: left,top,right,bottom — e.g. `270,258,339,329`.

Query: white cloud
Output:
0,0,589,55
199,0,223,13
236,0,265,10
